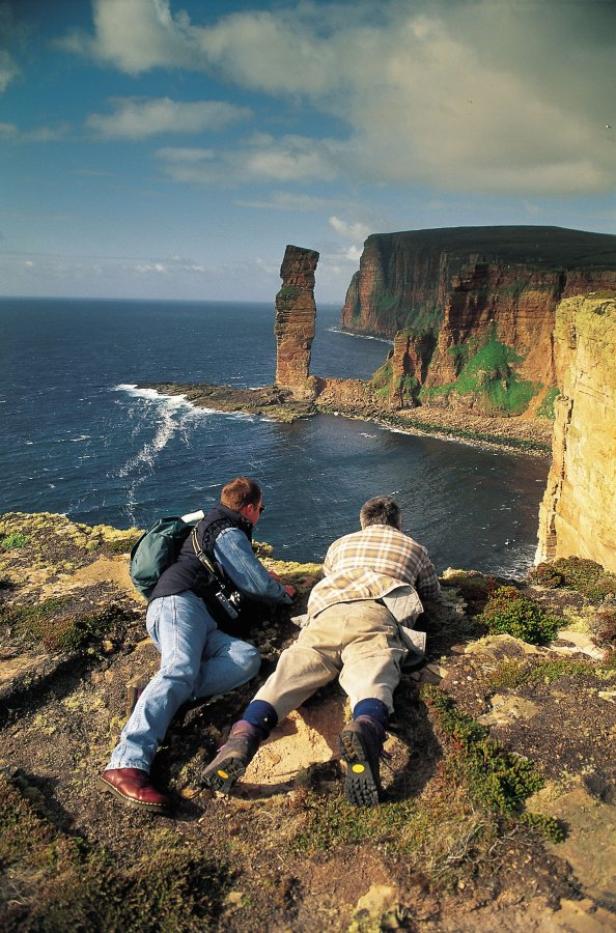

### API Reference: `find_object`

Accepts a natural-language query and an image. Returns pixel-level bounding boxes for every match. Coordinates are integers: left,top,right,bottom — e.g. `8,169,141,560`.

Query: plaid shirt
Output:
307,524,440,618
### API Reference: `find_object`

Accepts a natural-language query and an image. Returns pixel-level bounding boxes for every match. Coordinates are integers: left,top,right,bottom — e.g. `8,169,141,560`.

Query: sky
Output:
1,0,615,303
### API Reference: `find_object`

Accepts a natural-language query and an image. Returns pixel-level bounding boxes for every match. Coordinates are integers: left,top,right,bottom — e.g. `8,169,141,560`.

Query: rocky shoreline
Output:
140,380,553,456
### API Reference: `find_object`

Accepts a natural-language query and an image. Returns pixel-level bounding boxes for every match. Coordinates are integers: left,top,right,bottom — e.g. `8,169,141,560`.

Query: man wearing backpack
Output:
202,496,439,806
99,476,294,813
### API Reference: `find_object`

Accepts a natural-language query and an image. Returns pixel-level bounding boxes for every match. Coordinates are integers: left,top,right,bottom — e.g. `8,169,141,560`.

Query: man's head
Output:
220,476,264,525
360,496,401,530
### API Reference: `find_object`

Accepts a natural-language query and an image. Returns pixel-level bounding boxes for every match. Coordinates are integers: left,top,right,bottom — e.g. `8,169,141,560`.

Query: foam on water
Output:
327,327,393,345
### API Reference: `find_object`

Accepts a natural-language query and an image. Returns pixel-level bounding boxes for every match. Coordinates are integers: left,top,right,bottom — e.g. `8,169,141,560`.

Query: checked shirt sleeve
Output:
415,551,441,600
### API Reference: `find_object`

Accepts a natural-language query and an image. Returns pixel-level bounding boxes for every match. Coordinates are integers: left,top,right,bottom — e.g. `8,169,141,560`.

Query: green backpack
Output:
130,515,201,598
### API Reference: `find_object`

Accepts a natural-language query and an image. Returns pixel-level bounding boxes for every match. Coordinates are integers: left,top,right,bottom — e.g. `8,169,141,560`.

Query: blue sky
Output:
1,0,615,302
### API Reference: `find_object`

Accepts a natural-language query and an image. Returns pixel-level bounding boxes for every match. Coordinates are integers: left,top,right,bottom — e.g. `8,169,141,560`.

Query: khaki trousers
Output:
253,600,407,720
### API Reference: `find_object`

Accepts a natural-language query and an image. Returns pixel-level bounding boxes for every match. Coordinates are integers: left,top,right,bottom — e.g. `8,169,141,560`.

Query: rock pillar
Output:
390,331,421,408
275,245,319,398
536,294,616,572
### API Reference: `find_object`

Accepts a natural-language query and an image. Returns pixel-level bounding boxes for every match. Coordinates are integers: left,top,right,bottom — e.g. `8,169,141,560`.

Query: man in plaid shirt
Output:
203,496,440,805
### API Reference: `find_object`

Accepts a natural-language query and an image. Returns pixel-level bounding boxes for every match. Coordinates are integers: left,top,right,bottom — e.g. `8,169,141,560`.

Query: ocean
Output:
0,297,548,575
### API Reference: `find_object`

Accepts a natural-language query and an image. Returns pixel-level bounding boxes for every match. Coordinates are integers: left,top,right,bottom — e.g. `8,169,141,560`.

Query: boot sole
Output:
97,775,169,814
339,729,380,807
202,756,247,794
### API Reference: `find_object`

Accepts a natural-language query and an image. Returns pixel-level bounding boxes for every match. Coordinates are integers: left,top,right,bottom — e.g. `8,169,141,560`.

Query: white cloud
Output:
55,0,199,74
328,216,370,241
0,49,19,92
0,121,68,141
156,134,342,185
87,96,251,139
60,0,616,195
235,192,339,212
343,245,363,263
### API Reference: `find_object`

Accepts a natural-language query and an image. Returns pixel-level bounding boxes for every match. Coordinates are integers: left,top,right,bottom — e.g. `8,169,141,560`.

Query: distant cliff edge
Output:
341,226,616,417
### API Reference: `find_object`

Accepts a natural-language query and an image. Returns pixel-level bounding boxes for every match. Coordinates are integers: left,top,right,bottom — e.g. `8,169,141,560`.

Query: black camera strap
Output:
191,525,220,580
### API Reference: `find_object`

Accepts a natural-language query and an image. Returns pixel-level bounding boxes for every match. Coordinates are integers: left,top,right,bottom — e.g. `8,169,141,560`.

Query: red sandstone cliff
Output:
342,227,616,415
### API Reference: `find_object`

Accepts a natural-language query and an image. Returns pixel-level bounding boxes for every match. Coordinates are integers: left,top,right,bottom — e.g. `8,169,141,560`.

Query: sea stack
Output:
274,244,320,398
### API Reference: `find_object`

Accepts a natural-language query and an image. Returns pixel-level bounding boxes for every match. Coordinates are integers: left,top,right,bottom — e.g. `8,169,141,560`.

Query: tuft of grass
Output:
593,604,616,648
442,572,499,615
486,657,613,693
552,557,616,603
0,773,230,932
4,598,121,653
528,563,564,588
520,812,567,844
479,586,561,645
1,532,29,550
424,687,543,816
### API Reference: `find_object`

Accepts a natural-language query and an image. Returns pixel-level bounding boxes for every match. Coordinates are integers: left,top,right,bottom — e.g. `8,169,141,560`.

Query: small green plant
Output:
479,586,561,645
5,598,119,653
593,603,616,648
1,532,29,550
277,284,301,302
443,572,499,614
528,563,564,588
487,657,604,692
424,688,543,815
520,812,567,843
552,557,616,603
537,387,560,420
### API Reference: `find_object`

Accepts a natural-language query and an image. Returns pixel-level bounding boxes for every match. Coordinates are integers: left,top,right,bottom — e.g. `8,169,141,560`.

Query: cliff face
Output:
342,227,616,415
536,295,616,572
275,244,320,399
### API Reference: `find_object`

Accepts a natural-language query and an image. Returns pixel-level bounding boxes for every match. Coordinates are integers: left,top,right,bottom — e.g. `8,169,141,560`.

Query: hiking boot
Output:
339,716,384,807
202,721,261,794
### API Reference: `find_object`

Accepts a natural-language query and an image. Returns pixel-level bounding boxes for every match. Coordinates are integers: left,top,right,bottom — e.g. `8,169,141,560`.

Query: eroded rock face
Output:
342,227,616,413
536,295,616,572
390,331,423,408
275,245,320,399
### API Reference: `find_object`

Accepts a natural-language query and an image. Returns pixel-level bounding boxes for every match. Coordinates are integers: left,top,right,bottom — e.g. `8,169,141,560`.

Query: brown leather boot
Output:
202,721,262,793
98,768,170,813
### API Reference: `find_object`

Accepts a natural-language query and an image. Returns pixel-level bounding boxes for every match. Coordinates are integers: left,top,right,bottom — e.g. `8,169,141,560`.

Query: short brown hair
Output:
360,496,401,529
220,476,262,511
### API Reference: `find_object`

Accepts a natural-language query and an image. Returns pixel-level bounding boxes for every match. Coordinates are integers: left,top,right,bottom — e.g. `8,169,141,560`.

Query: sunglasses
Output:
258,504,266,514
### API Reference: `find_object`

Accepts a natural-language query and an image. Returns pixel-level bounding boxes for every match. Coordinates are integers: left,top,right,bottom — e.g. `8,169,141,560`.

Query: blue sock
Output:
353,698,389,729
241,699,278,739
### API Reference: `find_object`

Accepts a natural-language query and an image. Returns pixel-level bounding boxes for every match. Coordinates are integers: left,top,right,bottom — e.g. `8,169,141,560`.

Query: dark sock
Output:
240,699,278,740
352,698,389,732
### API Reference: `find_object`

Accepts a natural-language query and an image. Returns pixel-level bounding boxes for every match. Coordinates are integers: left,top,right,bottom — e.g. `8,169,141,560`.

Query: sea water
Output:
0,298,548,574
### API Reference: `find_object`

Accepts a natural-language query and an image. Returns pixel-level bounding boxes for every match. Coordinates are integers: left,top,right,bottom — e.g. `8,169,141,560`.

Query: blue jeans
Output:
107,591,261,772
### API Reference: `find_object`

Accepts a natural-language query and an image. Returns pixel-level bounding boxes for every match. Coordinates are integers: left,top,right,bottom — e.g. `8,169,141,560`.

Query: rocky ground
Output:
1,513,616,931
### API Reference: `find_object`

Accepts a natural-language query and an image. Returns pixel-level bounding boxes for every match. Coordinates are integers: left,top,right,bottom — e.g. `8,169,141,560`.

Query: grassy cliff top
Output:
1,512,616,930
364,225,616,270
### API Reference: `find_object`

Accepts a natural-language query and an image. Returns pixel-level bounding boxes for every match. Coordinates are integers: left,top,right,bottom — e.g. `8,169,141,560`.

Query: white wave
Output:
70,434,91,442
327,327,393,345
25,440,34,446
359,432,377,439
